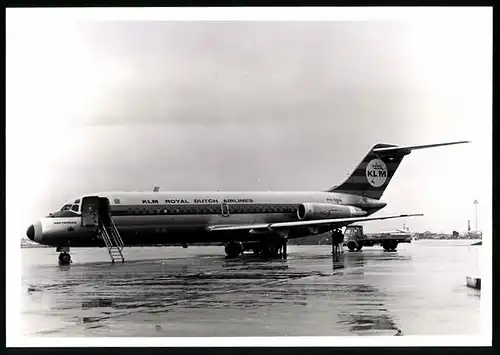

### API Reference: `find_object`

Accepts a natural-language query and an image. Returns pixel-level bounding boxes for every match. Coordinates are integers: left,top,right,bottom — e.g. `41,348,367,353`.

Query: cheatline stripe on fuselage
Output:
46,202,370,218
109,203,302,216
45,203,320,218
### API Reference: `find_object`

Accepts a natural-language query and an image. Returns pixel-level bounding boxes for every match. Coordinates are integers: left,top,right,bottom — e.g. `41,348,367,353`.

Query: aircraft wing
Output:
207,213,423,233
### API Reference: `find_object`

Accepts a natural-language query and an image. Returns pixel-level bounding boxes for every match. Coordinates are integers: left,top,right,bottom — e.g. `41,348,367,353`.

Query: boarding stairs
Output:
99,219,125,263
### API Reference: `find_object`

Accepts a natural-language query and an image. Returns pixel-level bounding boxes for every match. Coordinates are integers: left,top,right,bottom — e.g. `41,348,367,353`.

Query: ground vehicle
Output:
342,225,412,251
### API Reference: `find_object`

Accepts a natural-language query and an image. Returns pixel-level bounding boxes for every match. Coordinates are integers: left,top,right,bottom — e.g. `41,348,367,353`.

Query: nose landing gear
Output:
56,246,72,265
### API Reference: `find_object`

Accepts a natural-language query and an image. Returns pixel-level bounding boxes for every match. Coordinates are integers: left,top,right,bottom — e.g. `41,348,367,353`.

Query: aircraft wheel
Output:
261,245,271,257
58,252,71,265
356,245,363,251
261,244,277,258
225,242,242,258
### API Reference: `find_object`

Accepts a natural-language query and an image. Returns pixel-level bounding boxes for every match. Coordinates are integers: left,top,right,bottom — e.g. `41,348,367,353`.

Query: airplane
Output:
365,223,413,236
25,140,469,265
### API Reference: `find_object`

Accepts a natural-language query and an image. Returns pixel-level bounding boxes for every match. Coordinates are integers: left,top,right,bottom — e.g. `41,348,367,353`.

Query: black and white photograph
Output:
6,7,492,347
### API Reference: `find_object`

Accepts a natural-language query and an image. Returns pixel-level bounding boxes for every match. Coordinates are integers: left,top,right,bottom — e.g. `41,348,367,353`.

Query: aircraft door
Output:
221,203,230,217
81,196,100,227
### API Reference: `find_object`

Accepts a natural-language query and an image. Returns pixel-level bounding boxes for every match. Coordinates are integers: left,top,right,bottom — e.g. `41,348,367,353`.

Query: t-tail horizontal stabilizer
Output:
372,140,471,154
328,140,470,200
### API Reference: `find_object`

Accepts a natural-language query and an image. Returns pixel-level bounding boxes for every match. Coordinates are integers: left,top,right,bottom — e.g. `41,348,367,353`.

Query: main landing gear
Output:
225,237,288,259
57,246,72,265
258,237,288,259
225,241,243,258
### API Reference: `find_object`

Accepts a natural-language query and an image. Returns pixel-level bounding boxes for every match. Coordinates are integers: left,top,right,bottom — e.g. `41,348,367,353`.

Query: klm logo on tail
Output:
365,159,388,187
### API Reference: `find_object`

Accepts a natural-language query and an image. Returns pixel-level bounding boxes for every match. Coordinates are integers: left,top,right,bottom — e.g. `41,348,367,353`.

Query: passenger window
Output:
71,205,79,212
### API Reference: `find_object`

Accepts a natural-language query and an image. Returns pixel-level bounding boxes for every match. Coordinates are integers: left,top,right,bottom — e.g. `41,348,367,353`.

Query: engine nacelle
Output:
296,203,366,221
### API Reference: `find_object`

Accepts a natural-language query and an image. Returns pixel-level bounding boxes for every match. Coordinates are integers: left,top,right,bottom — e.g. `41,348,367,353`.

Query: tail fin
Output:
328,141,470,200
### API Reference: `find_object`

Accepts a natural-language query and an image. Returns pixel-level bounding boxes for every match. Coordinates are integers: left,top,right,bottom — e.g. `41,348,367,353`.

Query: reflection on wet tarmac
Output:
21,242,481,337
82,298,114,309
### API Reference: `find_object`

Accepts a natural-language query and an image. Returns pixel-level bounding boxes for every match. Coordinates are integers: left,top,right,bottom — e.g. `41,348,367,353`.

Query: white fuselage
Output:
28,190,386,247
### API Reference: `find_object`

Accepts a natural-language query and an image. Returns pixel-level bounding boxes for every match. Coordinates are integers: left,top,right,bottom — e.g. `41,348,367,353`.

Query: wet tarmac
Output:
21,240,481,337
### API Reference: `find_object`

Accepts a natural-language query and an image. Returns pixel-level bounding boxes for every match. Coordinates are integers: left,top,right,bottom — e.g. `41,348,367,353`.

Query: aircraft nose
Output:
26,225,35,241
27,221,43,243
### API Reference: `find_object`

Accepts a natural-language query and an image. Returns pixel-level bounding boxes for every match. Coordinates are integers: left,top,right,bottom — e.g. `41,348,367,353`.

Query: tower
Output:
473,200,479,231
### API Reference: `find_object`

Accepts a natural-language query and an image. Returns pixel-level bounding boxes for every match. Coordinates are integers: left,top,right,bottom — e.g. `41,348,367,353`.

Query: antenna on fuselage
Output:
153,186,160,192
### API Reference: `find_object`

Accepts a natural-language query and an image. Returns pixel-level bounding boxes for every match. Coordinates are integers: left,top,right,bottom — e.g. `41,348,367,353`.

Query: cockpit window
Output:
61,204,72,211
74,199,80,204
71,205,79,212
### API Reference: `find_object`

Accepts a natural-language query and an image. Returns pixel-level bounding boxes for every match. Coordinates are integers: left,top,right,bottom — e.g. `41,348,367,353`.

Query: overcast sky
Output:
6,9,492,237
